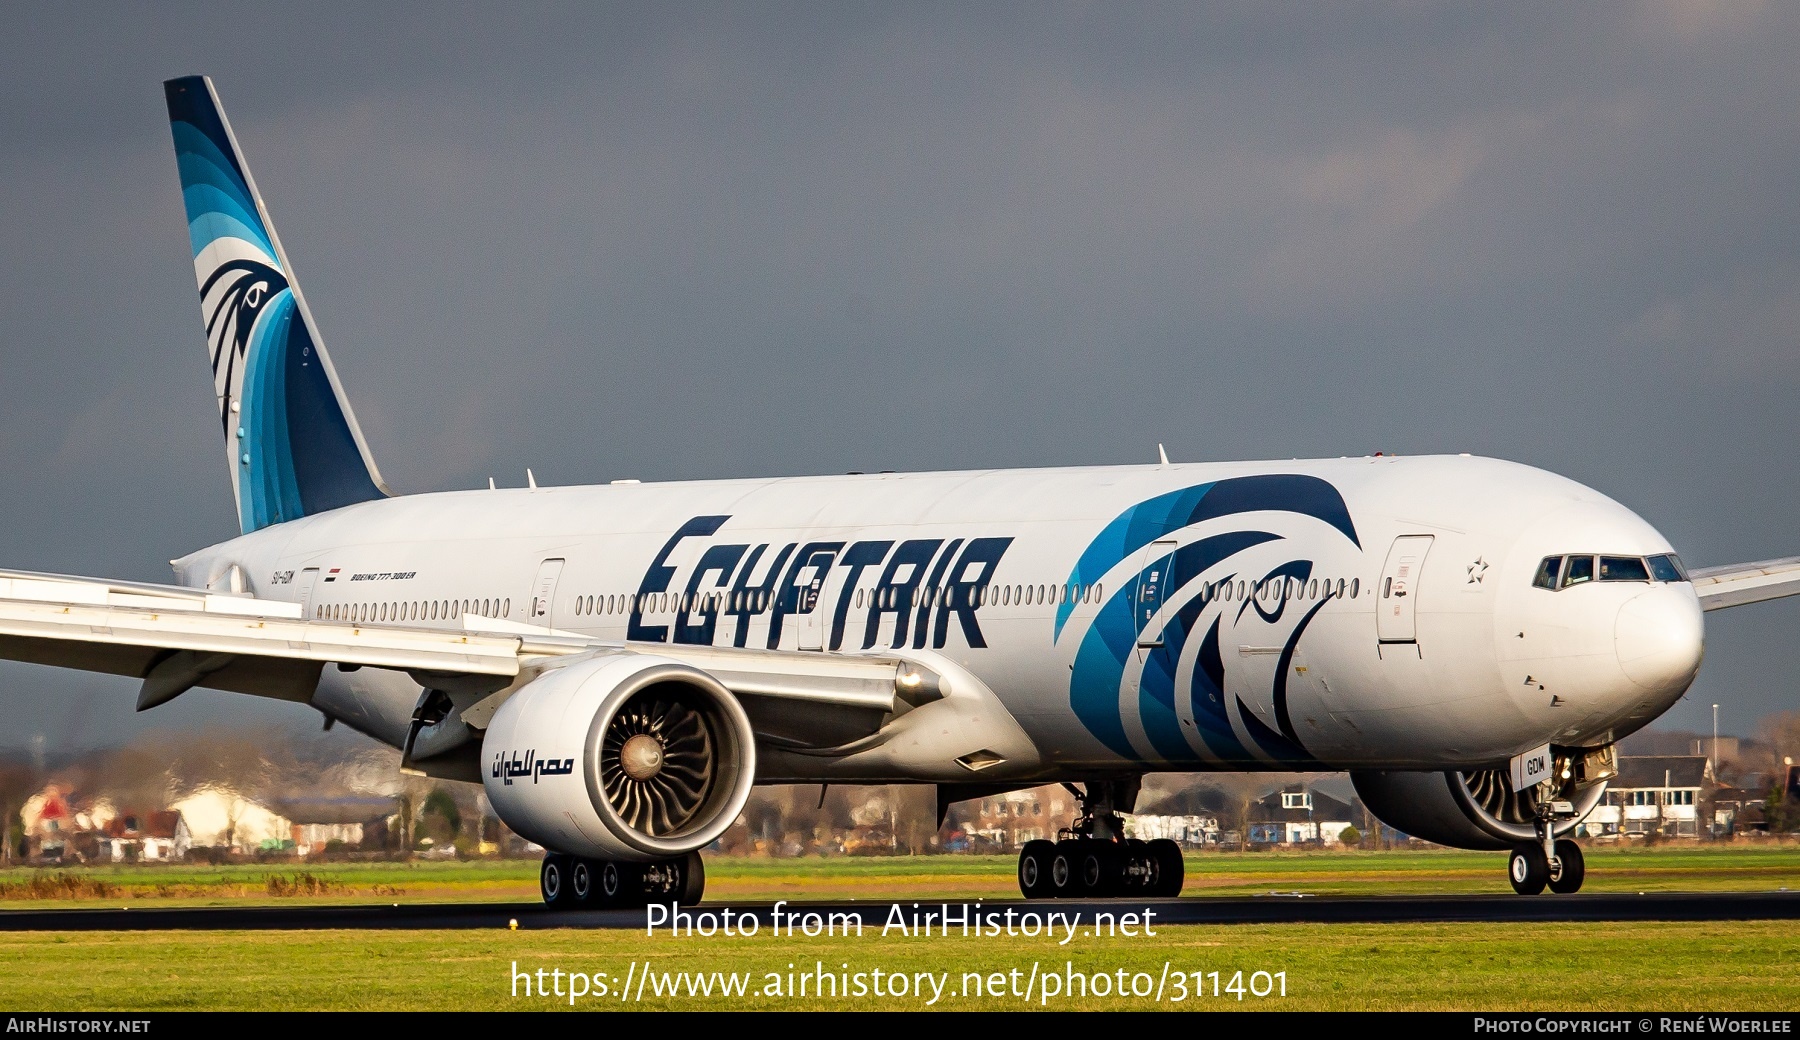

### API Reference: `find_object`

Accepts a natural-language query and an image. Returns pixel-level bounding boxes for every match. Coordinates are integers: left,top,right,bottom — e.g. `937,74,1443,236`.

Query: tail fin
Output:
164,75,389,534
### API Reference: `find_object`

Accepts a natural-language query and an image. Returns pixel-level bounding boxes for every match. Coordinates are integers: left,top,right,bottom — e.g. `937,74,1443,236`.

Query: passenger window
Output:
1350,578,1359,598
1599,556,1650,582
1648,554,1687,583
1533,557,1563,590
1562,556,1595,587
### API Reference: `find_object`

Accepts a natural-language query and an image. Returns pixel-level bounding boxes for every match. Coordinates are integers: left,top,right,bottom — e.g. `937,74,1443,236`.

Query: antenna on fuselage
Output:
488,477,496,490
527,469,538,489
1157,443,1170,465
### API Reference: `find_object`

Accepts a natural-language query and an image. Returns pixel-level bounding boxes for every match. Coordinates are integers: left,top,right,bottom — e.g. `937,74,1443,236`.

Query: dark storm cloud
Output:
1,2,1797,746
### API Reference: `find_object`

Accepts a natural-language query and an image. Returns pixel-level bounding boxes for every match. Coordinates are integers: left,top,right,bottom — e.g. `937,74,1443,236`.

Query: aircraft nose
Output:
1614,585,1704,693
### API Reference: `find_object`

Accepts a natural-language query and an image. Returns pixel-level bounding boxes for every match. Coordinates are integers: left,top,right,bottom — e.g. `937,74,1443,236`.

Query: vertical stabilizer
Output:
164,76,389,533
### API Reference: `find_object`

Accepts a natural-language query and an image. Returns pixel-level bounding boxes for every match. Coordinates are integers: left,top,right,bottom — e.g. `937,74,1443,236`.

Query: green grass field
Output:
2,921,1794,1010
1,843,1797,907
3,847,1796,1011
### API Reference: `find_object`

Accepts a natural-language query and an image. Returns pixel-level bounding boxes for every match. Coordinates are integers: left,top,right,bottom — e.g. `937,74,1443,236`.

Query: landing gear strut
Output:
541,851,705,909
1017,778,1183,899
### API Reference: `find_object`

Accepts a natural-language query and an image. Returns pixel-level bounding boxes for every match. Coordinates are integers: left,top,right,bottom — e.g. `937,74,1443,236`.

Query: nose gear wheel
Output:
598,689,715,836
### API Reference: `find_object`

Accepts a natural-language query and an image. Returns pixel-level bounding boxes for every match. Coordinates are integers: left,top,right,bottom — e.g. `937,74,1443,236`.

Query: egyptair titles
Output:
626,515,1014,652
492,749,575,786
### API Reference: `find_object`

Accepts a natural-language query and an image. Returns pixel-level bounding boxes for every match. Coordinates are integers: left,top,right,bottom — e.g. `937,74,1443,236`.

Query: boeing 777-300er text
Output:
3,76,1795,905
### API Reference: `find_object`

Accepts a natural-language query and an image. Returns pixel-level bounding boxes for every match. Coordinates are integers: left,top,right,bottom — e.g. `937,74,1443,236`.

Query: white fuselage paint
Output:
171,454,1705,780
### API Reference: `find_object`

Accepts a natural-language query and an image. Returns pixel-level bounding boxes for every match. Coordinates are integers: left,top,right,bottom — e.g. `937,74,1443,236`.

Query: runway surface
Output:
3,891,1798,931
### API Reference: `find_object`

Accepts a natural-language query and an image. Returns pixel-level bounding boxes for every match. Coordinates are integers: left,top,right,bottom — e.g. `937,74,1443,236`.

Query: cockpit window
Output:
1535,552,1690,589
1648,553,1688,582
1599,556,1651,582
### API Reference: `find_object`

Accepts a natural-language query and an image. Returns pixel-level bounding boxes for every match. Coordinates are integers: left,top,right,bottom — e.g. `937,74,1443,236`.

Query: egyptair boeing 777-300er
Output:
3,76,1796,905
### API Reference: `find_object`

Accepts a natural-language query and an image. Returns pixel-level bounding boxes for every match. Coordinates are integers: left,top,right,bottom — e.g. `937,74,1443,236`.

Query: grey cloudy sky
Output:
1,2,1798,750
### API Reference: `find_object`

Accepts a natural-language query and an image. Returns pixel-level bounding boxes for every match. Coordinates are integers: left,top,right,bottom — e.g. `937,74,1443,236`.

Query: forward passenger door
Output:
1377,535,1433,644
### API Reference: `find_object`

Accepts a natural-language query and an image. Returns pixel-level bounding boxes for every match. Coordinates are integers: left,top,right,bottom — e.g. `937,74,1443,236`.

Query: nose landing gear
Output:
540,851,705,908
1015,778,1185,899
1508,807,1587,895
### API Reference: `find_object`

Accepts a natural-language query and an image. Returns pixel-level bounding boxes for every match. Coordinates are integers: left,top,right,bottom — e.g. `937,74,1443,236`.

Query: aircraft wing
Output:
0,569,910,751
1689,556,1800,611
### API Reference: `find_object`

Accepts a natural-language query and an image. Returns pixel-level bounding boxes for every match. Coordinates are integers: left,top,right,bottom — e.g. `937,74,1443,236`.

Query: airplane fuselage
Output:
173,453,1704,781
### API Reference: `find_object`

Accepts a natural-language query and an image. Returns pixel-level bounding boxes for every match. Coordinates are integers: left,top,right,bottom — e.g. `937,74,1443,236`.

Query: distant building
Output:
1707,787,1768,836
272,795,397,855
1585,755,1710,838
960,786,1074,849
20,784,91,862
1124,813,1220,846
99,811,191,863
19,786,192,863
1246,785,1357,846
170,790,292,853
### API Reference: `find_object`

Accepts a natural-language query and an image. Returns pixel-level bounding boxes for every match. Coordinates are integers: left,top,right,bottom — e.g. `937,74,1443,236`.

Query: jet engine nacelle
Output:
1350,768,1608,851
482,653,756,861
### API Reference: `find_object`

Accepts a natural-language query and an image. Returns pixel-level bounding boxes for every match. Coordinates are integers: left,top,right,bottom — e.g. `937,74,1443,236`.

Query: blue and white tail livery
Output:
164,75,387,534
2,74,1799,901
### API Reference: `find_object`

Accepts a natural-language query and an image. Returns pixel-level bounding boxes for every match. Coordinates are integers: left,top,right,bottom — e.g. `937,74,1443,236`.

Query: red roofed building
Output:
99,810,192,863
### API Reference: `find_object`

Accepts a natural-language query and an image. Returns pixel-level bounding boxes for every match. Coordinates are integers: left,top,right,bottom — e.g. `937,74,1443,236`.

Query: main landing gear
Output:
1017,779,1184,899
1507,813,1585,895
540,851,706,909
